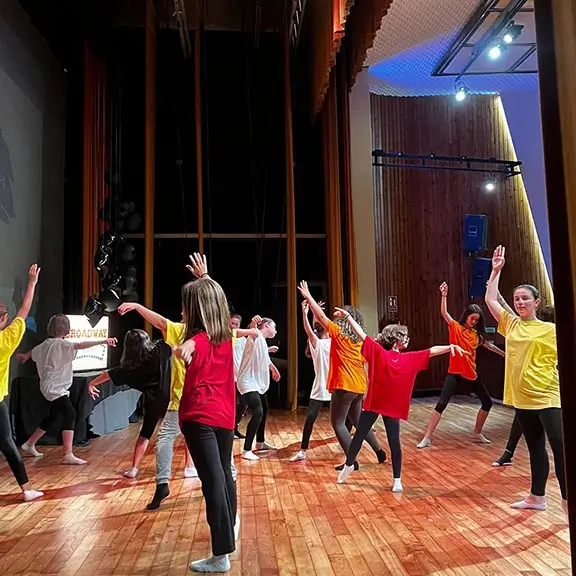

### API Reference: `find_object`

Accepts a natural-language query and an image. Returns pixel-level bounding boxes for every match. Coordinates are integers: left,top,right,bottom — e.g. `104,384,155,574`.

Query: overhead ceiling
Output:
365,0,539,97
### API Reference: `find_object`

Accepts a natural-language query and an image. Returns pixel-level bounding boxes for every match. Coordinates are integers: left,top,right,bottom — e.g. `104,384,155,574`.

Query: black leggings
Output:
346,411,402,477
242,391,268,451
330,389,381,456
504,414,523,455
235,390,247,428
39,395,76,431
181,420,236,556
300,399,323,450
0,399,28,486
140,391,169,440
515,408,566,499
434,373,493,414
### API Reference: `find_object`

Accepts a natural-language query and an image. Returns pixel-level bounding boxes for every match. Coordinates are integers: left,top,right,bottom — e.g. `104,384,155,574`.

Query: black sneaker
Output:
234,429,245,439
492,450,513,467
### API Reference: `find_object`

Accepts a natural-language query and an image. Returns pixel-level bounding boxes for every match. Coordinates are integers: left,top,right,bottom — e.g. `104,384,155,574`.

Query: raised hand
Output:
439,282,448,297
492,245,506,273
301,301,309,314
297,280,311,300
118,302,137,315
186,253,208,278
28,264,41,285
251,315,263,327
105,338,118,347
317,300,326,311
268,345,279,354
333,306,348,319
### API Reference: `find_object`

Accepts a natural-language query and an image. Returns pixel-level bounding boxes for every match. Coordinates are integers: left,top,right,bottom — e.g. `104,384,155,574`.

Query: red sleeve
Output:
360,336,376,362
406,349,431,373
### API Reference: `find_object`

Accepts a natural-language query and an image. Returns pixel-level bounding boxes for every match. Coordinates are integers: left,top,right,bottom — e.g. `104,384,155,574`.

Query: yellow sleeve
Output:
0,317,26,355
165,320,186,347
498,309,517,337
232,329,237,347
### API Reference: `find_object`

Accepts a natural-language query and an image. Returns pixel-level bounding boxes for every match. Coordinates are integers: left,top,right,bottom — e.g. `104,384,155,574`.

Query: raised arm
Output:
439,282,454,325
118,303,168,335
16,264,40,320
297,281,329,330
497,291,515,316
335,307,367,342
74,337,117,351
301,301,318,349
485,245,506,323
429,344,469,358
235,328,259,339
186,253,209,279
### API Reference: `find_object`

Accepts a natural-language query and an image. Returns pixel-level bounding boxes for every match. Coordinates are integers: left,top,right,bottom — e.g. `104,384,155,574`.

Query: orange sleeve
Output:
327,320,340,339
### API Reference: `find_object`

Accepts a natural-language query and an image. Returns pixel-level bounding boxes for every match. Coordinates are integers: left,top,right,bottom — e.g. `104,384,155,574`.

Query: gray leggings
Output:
330,389,381,455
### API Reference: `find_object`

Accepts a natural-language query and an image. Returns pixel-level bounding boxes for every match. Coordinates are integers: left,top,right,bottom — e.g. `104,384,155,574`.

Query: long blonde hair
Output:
181,277,232,344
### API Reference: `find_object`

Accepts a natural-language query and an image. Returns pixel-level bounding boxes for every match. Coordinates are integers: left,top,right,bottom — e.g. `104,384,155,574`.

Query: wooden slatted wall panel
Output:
371,94,551,394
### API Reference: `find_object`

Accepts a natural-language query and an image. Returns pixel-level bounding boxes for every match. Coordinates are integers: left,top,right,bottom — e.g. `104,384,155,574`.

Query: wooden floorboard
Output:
0,397,570,575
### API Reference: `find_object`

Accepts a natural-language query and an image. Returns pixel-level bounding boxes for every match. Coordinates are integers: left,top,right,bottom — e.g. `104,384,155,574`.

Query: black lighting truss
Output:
372,151,522,178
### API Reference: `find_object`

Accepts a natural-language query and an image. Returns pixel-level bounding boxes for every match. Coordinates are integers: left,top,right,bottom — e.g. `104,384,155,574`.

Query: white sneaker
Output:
242,450,259,461
184,466,198,478
22,442,43,457
123,467,139,478
289,450,306,462
337,464,354,484
189,554,231,573
474,433,491,444
416,438,431,449
392,478,403,493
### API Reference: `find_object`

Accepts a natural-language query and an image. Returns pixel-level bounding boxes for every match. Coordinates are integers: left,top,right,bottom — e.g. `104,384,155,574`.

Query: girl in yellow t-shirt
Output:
486,245,566,520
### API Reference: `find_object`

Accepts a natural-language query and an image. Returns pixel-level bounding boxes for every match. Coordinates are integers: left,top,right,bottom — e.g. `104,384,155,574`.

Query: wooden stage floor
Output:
0,397,571,575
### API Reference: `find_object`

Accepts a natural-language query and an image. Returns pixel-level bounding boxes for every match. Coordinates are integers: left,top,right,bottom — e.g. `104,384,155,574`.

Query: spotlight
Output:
454,83,469,102
488,44,503,60
503,21,523,44
484,177,497,192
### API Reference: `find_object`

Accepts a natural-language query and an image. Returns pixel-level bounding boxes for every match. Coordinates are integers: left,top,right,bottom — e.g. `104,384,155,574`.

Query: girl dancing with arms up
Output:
485,246,566,518
173,253,238,573
0,264,43,501
417,282,504,448
298,281,386,470
336,310,468,491
289,300,331,462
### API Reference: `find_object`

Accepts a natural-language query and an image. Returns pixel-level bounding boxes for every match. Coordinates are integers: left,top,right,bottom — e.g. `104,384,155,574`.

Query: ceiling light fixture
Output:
503,21,524,44
484,176,497,192
488,44,503,60
455,82,469,102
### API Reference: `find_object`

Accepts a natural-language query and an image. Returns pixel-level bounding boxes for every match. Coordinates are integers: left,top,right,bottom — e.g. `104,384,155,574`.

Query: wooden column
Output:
193,0,204,253
322,73,344,309
284,21,298,411
144,0,157,334
534,0,576,559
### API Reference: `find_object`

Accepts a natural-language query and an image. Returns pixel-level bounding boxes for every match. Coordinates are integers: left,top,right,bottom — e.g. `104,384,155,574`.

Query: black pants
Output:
504,414,523,455
39,395,76,431
235,390,247,428
242,392,268,451
140,391,170,440
181,420,236,556
300,399,323,450
434,373,493,414
515,408,566,499
330,389,381,455
346,411,402,477
0,399,28,486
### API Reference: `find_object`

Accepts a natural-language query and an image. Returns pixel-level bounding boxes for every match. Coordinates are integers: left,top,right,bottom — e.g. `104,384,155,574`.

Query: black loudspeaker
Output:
463,214,489,254
469,258,492,299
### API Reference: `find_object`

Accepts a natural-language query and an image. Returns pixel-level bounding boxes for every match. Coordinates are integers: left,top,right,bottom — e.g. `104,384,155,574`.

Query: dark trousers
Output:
39,395,76,431
242,392,268,451
434,373,493,414
235,390,247,428
181,420,236,556
515,408,566,499
330,389,381,455
346,411,402,477
0,399,28,486
301,399,323,450
504,414,523,455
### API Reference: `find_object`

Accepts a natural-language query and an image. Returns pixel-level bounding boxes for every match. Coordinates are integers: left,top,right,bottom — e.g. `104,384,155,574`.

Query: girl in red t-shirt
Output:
172,253,238,574
417,282,504,449
336,310,468,491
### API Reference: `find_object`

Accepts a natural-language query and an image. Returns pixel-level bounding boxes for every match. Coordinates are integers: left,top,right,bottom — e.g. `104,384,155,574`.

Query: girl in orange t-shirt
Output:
417,282,504,448
298,281,386,470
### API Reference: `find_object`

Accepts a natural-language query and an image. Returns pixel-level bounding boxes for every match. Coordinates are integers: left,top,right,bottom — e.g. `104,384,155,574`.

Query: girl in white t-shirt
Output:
18,314,116,465
236,318,281,460
290,301,331,462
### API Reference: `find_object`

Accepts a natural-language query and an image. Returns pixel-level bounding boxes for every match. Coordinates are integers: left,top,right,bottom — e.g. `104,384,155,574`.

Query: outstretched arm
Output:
118,303,168,335
16,264,40,320
485,245,506,323
429,344,469,358
335,307,367,342
439,282,454,325
297,281,329,330
74,337,117,351
235,328,259,339
301,301,318,349
483,340,505,358
87,371,111,399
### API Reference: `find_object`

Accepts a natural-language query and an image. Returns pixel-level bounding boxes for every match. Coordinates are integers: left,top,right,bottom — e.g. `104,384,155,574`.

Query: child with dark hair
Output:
336,313,469,491
87,329,173,478
417,282,504,448
19,314,116,465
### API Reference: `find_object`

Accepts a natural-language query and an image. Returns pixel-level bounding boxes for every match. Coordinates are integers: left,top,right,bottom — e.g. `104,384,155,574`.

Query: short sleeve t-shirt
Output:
361,336,430,420
0,317,26,402
326,320,366,395
498,309,559,409
236,332,271,395
165,320,186,411
179,332,235,430
309,337,331,401
448,320,480,381
31,338,77,401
